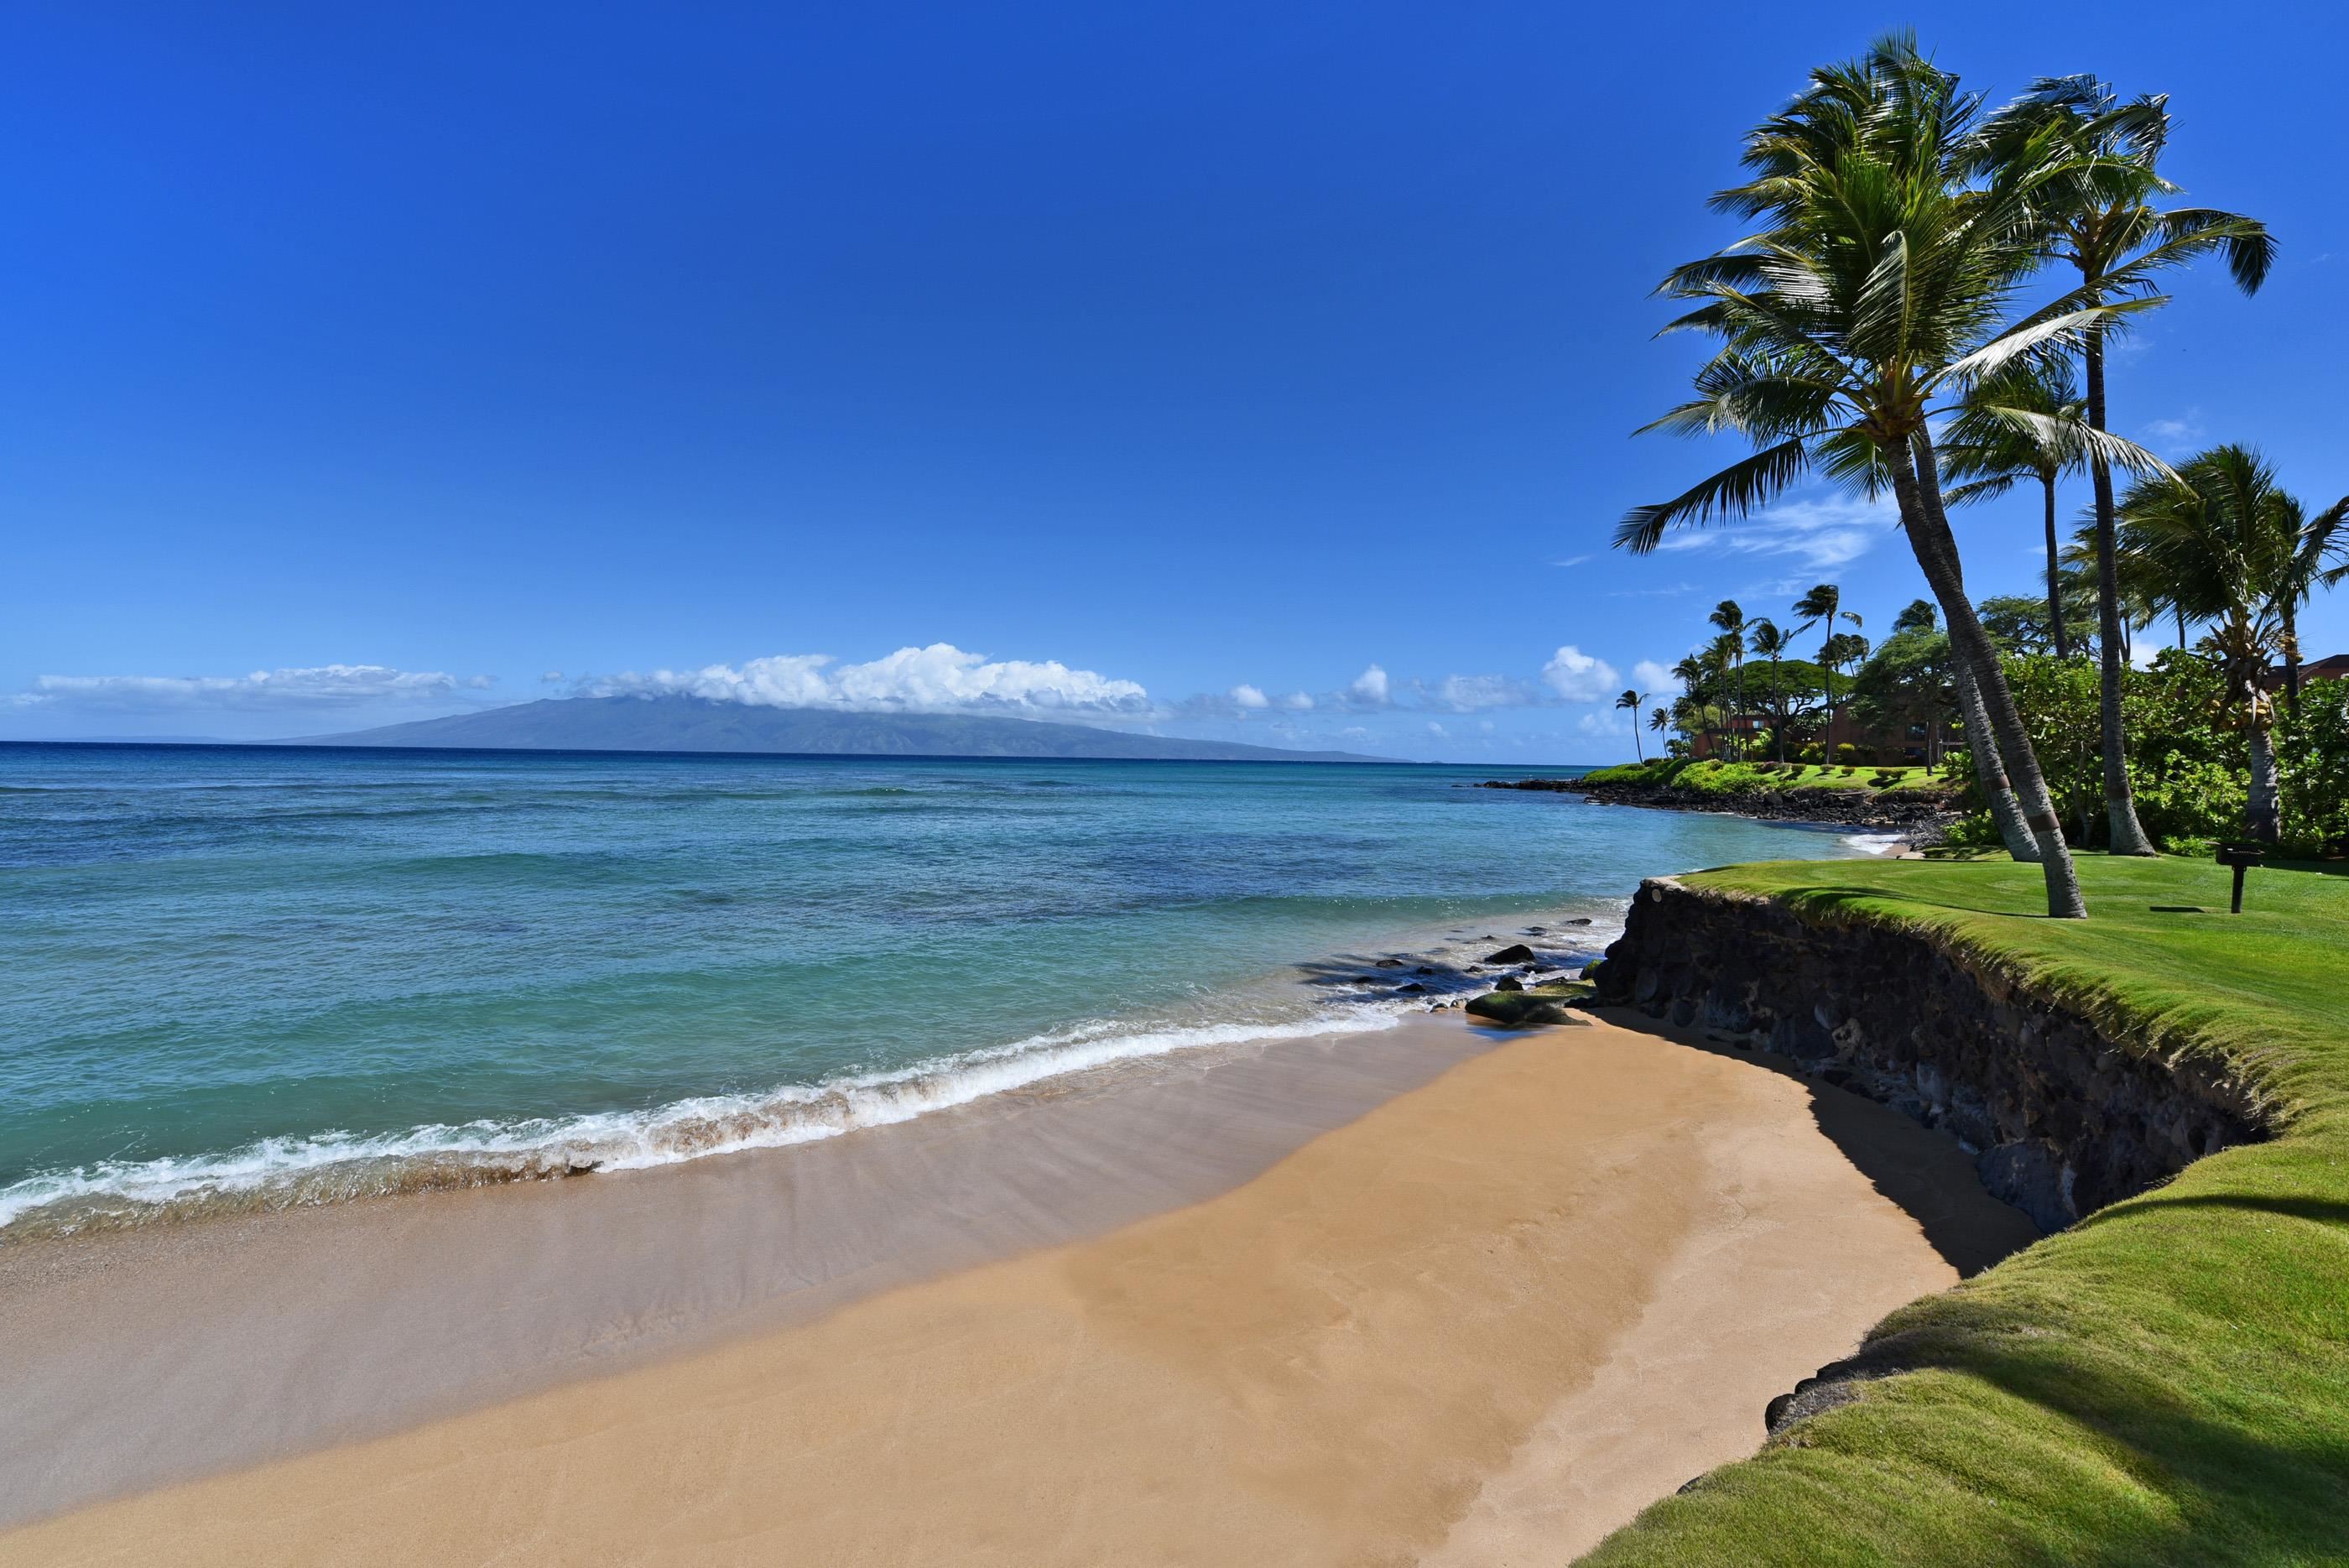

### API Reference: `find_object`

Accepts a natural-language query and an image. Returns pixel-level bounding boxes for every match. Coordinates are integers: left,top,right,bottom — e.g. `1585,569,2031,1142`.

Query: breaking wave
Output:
0,1003,1406,1242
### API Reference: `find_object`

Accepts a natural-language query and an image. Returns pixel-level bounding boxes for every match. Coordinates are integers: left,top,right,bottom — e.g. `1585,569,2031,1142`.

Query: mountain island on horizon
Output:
285,695,1398,763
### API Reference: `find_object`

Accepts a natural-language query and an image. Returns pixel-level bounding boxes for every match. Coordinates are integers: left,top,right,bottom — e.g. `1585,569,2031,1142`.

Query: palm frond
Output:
1615,439,1810,555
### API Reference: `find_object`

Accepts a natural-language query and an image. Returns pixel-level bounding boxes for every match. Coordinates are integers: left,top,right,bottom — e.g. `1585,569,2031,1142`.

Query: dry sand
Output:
0,1013,2035,1566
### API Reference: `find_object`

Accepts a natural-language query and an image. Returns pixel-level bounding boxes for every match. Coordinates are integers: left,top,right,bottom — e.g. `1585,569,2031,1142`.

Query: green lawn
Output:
1581,853,2349,1568
1582,758,1957,798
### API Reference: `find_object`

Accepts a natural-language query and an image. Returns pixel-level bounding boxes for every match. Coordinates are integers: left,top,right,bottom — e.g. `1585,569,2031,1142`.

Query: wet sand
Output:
0,1013,2037,1565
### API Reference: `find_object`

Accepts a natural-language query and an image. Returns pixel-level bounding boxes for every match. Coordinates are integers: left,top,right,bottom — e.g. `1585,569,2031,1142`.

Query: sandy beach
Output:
0,1011,2035,1566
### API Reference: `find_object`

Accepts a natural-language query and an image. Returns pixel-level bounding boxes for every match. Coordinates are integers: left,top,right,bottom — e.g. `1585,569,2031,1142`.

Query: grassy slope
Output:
1583,854,2349,1567
1581,758,1955,798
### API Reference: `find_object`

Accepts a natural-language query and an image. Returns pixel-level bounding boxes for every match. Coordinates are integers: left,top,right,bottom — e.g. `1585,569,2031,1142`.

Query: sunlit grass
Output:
1583,853,2349,1566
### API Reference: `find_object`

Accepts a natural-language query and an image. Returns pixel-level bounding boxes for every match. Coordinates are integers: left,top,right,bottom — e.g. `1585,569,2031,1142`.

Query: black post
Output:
2217,843,2266,914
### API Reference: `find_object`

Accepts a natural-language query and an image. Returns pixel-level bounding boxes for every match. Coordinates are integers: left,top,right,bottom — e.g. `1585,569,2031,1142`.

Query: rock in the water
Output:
1396,982,1429,993
1414,966,1436,976
1493,976,1524,992
1466,989,1582,1026
1565,917,1593,925
1373,957,1406,969
1483,942,1538,965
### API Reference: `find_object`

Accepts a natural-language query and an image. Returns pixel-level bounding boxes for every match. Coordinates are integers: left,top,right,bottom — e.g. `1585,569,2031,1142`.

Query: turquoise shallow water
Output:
0,742,1887,1235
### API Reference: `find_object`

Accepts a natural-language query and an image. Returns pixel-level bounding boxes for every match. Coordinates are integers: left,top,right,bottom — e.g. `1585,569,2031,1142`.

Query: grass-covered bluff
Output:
1577,757,1956,800
1583,853,2349,1566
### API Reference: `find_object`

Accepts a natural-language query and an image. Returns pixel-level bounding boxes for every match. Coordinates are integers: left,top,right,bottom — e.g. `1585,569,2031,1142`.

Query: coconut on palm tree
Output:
1941,358,2091,657
1615,688,1651,760
1975,77,2272,856
1612,35,2175,914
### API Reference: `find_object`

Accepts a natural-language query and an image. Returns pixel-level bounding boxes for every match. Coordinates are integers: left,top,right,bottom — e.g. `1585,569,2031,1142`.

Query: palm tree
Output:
1708,601,1747,756
1941,359,2090,657
1648,706,1672,754
1791,584,1863,751
1671,654,1711,754
1976,78,2272,856
1746,619,1792,760
2277,496,2349,707
1612,35,2164,914
1616,688,1652,760
2116,447,2303,841
1706,632,1744,757
1820,632,1872,755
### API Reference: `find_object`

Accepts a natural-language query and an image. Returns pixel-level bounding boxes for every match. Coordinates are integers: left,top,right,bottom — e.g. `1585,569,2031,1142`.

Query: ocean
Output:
0,742,1889,1237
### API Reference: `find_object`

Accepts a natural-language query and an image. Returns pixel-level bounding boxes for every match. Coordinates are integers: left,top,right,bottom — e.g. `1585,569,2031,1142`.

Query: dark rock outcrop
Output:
1592,877,2268,1232
1592,874,2277,1440
1483,943,1538,965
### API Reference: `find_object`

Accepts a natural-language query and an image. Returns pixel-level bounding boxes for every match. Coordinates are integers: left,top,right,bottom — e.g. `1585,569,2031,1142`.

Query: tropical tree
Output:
1940,358,2090,656
1820,631,1872,753
1976,76,2272,855
1747,618,1793,759
2276,495,2349,706
1708,600,1748,756
1852,605,1956,768
1792,584,1864,749
1612,35,2168,912
1616,688,1652,760
1648,706,1673,755
1671,654,1714,755
2117,446,2304,841
1706,631,1745,757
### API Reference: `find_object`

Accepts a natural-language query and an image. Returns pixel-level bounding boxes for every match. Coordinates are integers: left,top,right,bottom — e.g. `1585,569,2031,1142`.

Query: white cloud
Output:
540,669,565,683
1655,492,1893,570
1426,721,1448,737
2142,409,2204,452
1551,554,1592,568
1230,683,1270,710
1281,691,1315,711
590,643,1148,715
1578,710,1629,737
1540,645,1620,702
24,664,485,711
1435,674,1531,711
1350,664,1392,706
1631,659,1675,695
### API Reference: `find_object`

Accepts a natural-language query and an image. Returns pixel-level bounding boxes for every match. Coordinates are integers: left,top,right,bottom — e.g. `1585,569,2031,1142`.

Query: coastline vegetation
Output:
1584,852,2349,1565
1608,32,2341,918
1579,757,1951,800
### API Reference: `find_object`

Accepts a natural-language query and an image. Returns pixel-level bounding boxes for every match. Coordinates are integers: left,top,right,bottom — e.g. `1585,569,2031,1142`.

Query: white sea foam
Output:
0,1003,1408,1240
1841,832,1906,856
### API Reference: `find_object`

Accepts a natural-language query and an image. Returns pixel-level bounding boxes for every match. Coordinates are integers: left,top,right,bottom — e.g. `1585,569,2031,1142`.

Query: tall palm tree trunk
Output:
1898,437,2086,915
2247,724,2281,842
2084,325,2159,855
1952,657,2040,861
2281,606,2304,709
2041,472,2069,659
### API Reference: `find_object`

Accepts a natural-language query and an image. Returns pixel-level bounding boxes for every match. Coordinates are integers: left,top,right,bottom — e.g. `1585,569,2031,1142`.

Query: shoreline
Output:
0,907,1620,1245
0,1009,2038,1564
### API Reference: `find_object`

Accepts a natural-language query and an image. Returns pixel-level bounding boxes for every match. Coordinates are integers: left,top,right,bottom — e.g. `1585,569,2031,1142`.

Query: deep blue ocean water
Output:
0,743,1888,1236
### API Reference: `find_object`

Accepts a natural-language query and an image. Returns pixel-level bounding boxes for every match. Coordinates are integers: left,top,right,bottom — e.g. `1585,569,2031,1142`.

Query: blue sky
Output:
7,1,2345,761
